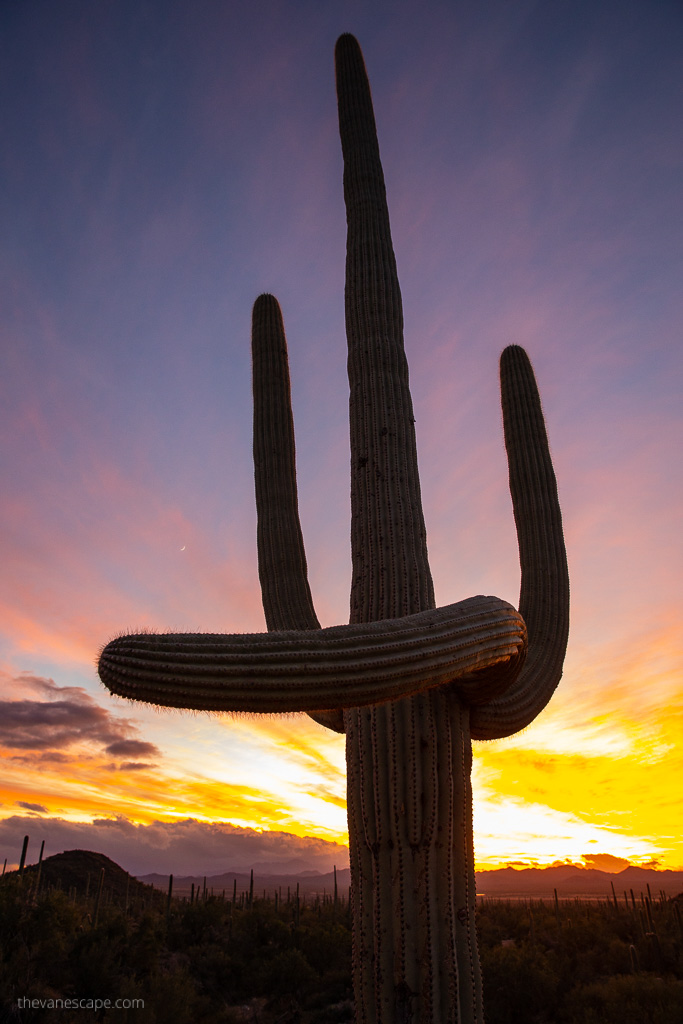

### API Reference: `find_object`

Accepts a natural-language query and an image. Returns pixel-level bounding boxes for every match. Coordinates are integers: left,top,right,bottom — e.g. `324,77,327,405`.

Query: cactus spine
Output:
98,33,568,1024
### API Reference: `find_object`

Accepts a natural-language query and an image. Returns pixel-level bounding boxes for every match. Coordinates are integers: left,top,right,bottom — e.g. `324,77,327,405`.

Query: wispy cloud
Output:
16,801,48,814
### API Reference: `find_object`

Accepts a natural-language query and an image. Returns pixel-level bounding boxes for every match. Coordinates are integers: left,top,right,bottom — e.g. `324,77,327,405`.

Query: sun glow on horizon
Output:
1,614,682,870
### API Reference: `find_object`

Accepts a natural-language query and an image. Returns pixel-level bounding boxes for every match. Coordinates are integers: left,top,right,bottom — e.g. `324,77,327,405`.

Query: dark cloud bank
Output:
0,673,348,875
0,815,349,877
0,673,160,769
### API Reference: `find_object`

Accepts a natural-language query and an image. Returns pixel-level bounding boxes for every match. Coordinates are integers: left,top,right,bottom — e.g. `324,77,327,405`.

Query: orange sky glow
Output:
1,612,681,872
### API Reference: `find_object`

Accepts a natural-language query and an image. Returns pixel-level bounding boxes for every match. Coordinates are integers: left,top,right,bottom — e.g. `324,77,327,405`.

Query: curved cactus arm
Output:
252,293,344,733
98,595,525,713
470,345,569,740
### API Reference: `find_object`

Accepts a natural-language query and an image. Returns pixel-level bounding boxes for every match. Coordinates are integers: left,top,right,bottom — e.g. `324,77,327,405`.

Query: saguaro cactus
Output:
99,34,568,1024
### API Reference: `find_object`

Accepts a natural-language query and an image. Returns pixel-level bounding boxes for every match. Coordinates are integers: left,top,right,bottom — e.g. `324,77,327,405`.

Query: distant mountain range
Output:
9,849,682,903
474,864,683,899
139,866,351,899
139,863,683,901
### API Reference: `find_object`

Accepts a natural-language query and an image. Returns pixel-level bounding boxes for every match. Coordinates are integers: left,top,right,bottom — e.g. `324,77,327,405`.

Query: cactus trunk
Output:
338,34,482,1021
346,695,481,1022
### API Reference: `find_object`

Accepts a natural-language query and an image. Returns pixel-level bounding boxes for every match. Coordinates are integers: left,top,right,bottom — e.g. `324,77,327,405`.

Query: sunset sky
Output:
1,0,681,877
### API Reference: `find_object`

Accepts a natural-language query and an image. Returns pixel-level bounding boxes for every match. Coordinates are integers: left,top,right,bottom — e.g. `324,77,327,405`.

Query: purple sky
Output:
1,0,682,875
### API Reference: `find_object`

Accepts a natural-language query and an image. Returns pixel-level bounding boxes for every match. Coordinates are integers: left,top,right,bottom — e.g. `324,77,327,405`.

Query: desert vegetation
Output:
1,856,681,1023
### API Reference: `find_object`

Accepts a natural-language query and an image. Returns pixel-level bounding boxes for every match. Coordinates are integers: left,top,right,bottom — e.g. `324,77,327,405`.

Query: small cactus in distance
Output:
99,34,569,1024
18,834,28,875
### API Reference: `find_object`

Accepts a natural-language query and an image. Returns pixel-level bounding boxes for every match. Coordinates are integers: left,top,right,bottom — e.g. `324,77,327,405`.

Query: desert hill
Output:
14,848,163,905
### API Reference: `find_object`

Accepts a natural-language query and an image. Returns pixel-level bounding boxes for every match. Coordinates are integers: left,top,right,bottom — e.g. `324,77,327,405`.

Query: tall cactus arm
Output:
252,293,344,733
98,595,525,713
470,345,569,740
336,32,435,623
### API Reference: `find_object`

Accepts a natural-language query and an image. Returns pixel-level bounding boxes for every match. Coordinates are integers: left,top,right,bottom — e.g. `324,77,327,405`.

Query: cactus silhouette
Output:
99,34,569,1024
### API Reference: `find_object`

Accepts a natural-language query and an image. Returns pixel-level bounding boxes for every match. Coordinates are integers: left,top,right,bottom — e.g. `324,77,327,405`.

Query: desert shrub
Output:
481,940,560,1023
561,974,683,1024
263,947,317,999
